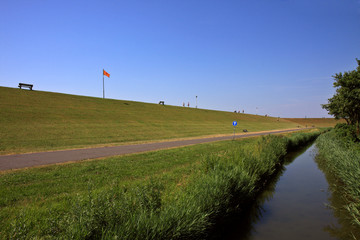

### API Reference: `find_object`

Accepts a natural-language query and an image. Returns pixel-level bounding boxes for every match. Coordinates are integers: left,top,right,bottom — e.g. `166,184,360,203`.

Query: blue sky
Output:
1,0,360,117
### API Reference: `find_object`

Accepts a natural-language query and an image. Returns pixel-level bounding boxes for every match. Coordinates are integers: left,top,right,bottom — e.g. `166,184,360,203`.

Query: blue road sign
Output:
233,121,237,126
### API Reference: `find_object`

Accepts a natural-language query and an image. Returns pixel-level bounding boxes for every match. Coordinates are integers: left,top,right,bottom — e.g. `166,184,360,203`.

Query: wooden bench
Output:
159,101,165,105
18,83,33,90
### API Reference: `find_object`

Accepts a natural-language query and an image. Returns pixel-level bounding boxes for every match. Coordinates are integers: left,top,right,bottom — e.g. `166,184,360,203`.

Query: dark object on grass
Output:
159,101,164,105
243,129,248,132
18,83,33,90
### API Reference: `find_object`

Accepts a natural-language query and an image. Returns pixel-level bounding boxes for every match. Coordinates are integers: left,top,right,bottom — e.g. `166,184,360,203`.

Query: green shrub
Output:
334,123,359,145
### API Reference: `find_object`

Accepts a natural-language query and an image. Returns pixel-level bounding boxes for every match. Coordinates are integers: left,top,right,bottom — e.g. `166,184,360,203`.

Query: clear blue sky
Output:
1,0,360,117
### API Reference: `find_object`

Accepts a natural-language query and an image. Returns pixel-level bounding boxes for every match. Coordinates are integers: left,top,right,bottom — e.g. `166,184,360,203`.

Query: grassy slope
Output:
0,87,300,154
284,118,343,127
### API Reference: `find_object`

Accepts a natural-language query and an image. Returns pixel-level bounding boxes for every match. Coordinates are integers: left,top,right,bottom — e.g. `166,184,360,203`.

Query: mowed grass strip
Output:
0,86,300,154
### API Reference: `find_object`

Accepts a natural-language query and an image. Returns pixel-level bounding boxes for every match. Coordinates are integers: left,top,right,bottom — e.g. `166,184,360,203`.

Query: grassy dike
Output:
0,130,320,239
284,118,343,128
316,130,360,239
0,86,300,155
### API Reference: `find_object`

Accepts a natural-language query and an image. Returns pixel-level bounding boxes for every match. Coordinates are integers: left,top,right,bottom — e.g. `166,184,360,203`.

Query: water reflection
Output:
210,144,308,239
211,143,341,240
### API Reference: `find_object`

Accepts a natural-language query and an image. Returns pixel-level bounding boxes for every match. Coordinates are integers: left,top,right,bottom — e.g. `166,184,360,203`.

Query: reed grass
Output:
1,131,320,239
316,129,360,238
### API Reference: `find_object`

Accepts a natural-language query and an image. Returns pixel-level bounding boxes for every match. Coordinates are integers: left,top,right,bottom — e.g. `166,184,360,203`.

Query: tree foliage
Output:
322,59,360,136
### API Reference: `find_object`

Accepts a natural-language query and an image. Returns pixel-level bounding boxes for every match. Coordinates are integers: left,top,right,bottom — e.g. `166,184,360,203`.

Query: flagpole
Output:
103,69,105,99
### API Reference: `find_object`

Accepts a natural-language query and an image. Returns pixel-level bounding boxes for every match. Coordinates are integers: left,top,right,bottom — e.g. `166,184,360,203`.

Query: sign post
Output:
232,121,237,140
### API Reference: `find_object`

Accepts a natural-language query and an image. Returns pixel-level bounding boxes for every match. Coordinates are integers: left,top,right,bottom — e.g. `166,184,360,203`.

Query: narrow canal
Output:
214,143,344,240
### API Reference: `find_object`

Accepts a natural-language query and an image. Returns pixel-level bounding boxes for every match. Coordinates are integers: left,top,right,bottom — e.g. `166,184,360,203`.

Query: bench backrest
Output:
19,83,33,86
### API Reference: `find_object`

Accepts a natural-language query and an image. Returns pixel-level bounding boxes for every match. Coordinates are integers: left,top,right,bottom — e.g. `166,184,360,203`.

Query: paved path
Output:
0,128,307,171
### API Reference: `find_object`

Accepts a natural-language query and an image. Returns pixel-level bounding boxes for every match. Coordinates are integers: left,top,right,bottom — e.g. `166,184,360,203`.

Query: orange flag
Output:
103,69,110,78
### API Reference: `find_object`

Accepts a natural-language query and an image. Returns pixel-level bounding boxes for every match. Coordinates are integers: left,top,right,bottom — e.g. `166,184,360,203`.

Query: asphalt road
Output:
0,128,307,171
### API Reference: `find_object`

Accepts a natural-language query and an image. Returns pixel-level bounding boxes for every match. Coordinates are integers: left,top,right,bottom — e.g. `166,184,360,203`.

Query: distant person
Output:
242,110,244,113
188,102,190,107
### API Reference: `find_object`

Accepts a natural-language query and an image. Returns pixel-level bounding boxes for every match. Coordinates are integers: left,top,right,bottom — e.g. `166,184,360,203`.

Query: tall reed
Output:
316,130,360,236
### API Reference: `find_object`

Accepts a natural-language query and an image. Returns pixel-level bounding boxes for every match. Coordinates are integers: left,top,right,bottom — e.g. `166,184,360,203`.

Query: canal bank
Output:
213,143,342,240
316,129,360,240
0,131,324,239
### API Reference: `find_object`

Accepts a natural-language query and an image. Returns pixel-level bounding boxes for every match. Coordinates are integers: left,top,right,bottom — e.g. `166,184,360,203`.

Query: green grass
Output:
284,117,342,128
0,139,247,238
0,86,301,154
0,130,320,239
316,130,360,239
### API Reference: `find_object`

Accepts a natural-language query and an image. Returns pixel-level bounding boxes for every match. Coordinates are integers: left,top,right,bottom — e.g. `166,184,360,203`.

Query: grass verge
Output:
0,130,320,239
316,130,360,239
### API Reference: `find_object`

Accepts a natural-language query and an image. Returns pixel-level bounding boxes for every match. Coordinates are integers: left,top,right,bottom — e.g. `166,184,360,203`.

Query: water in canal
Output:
214,143,348,240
